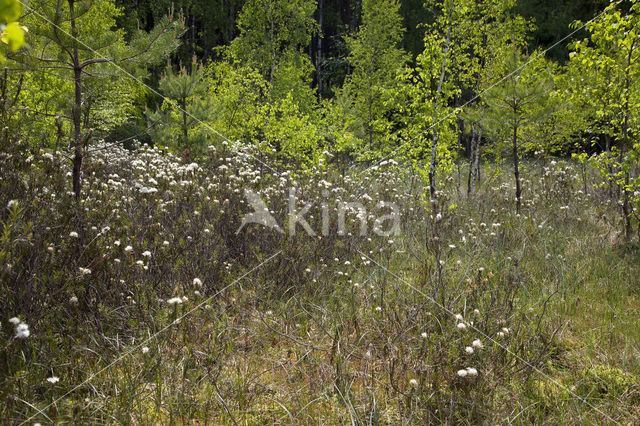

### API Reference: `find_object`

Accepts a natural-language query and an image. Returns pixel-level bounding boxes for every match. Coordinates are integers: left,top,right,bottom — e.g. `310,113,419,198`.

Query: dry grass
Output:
1,142,639,424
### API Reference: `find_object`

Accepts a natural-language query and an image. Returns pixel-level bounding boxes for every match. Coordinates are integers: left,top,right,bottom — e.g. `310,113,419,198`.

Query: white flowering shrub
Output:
1,138,638,423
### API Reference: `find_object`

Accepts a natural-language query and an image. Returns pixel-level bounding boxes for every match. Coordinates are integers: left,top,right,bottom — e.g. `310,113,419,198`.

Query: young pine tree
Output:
19,0,184,198
481,51,552,213
150,58,211,158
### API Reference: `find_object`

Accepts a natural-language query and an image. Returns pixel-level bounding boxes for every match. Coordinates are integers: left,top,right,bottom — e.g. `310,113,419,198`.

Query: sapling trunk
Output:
428,0,454,199
316,0,323,96
473,126,482,193
467,126,475,196
70,0,83,199
513,124,521,213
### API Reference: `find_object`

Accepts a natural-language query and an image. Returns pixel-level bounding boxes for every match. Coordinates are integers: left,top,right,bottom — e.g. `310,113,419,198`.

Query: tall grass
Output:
1,141,639,424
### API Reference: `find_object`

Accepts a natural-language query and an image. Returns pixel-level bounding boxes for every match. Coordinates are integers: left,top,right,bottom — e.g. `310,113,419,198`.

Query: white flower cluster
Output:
9,317,30,339
454,311,485,379
457,367,478,377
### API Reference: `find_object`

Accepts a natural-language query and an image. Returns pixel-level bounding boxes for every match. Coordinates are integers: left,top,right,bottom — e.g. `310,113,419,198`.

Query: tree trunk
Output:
605,133,613,199
269,0,276,84
513,124,521,213
473,125,482,193
622,171,631,242
69,0,83,199
316,0,323,96
72,66,83,198
181,96,188,146
467,126,476,197
620,39,636,243
428,0,454,199
455,98,462,195
367,81,373,150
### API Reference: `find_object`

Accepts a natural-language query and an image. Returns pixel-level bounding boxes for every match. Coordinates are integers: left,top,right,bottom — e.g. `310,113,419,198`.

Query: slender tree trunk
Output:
428,0,454,199
605,133,613,199
467,126,475,197
473,125,482,193
455,98,462,195
467,126,482,196
69,0,83,199
316,0,323,96
622,171,631,242
269,0,275,84
620,126,631,242
367,76,373,150
72,66,83,197
181,96,188,146
0,68,7,126
620,40,635,242
513,124,521,213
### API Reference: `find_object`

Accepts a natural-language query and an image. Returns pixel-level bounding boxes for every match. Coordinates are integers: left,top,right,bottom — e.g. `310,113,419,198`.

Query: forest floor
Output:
2,143,640,424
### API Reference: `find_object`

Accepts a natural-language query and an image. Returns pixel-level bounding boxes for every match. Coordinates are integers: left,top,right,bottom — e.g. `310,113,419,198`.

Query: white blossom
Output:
15,322,30,338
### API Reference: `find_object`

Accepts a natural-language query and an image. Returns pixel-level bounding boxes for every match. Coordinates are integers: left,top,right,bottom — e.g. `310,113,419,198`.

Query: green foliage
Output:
259,92,323,165
564,0,640,240
7,0,640,423
229,0,318,86
391,0,459,162
480,51,553,156
532,364,638,407
340,0,408,157
206,61,267,143
206,60,323,167
565,0,640,145
17,0,184,139
449,0,531,100
319,95,361,170
0,0,24,59
149,59,212,154
203,0,323,166
88,75,146,132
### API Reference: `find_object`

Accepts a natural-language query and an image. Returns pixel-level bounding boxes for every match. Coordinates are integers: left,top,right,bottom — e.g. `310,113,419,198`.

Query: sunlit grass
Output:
2,145,639,423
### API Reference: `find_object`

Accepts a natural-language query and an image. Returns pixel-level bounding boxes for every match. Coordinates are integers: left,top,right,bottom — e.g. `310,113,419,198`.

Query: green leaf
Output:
1,21,24,51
